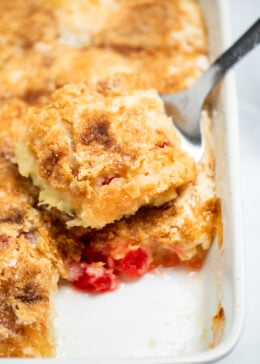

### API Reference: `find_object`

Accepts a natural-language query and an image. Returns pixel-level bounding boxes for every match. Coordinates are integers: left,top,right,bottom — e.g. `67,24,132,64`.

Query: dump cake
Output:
0,124,56,357
0,100,85,357
67,130,218,292
0,0,219,358
16,78,196,228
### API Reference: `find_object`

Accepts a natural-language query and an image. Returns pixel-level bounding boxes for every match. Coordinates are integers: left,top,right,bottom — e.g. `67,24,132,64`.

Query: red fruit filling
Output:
69,234,205,295
186,255,205,271
69,262,119,293
157,141,172,148
0,235,9,250
119,248,149,278
101,176,114,186
159,253,180,268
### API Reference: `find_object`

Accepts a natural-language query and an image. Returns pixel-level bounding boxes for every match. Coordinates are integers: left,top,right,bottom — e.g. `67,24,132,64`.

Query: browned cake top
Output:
0,102,83,358
0,132,56,357
16,77,196,228
0,0,208,102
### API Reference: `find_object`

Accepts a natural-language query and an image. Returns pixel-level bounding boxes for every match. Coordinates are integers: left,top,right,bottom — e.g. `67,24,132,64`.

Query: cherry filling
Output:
68,240,151,293
0,235,9,250
118,248,150,278
157,141,172,148
101,176,114,186
69,262,119,293
68,232,204,294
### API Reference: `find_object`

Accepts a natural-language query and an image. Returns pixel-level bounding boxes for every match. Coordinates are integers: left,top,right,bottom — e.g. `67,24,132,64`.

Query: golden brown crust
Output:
0,235,56,358
0,0,208,103
18,79,196,228
84,151,219,264
0,135,55,357
93,0,206,51
0,0,58,50
0,108,84,357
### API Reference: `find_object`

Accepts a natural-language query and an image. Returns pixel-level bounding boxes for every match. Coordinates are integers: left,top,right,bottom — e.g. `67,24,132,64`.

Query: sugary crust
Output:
0,234,56,358
0,0,208,103
0,108,83,357
18,79,196,228
0,0,58,49
0,133,56,357
93,0,206,51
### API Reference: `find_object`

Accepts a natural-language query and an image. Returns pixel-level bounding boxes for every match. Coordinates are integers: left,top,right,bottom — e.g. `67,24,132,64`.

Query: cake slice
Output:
0,99,84,357
0,99,56,357
0,135,56,357
67,140,220,291
16,77,196,229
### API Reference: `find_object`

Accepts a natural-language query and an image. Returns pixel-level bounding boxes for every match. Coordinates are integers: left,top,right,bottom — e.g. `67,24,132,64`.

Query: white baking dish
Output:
5,1,244,363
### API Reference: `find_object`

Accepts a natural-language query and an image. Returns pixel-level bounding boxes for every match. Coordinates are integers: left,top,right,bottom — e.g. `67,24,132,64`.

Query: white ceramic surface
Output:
220,0,260,363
